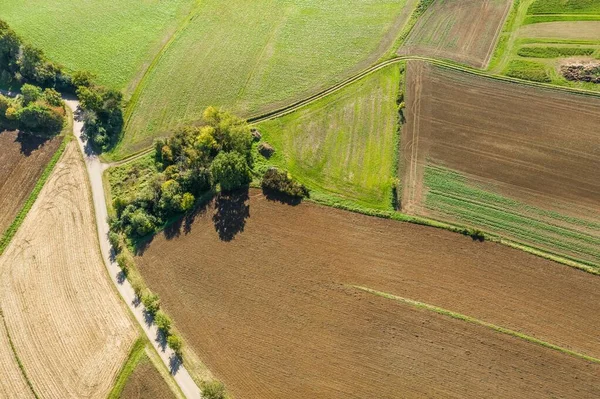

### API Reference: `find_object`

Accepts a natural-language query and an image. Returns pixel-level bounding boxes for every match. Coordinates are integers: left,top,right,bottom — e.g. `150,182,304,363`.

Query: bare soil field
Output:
0,143,136,398
135,190,600,399
0,315,34,398
401,61,600,265
0,131,61,234
519,21,600,40
397,0,512,68
120,351,176,399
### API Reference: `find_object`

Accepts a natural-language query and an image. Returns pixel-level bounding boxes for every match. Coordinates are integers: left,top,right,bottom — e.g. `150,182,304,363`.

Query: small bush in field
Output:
262,168,309,198
142,292,160,316
201,380,228,399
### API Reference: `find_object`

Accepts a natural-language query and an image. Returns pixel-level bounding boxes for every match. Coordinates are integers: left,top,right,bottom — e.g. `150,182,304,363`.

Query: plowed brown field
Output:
401,61,600,265
0,143,136,398
0,131,61,234
135,190,600,399
397,0,512,68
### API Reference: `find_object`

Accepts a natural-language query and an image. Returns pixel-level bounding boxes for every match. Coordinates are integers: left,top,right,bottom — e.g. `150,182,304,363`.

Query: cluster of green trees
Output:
110,107,253,239
0,83,66,135
261,168,309,198
0,20,73,91
75,71,124,151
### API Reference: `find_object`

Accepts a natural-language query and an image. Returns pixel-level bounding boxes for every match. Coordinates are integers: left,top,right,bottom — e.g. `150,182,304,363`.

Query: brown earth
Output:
519,21,600,41
400,61,600,260
397,0,512,68
120,352,176,399
0,143,136,398
135,190,600,399
0,131,61,234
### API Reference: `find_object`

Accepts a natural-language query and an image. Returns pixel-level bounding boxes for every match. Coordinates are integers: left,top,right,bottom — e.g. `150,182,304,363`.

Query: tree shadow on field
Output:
261,187,303,206
212,189,250,241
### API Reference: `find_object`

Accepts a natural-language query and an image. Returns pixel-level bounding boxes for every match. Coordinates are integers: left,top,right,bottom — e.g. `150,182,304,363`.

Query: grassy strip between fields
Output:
0,135,69,255
107,337,146,399
0,309,40,399
352,285,600,365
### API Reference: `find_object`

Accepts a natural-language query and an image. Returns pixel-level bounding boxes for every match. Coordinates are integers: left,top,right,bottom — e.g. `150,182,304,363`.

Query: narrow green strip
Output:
0,137,68,255
0,310,40,399
107,337,146,399
352,285,600,365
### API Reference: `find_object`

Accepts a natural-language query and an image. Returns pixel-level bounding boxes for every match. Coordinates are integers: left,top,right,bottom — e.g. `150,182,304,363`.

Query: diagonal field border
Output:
352,285,600,365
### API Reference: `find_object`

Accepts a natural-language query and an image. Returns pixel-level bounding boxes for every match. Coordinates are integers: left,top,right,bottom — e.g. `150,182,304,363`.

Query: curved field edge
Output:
111,0,416,160
0,135,69,255
107,338,146,399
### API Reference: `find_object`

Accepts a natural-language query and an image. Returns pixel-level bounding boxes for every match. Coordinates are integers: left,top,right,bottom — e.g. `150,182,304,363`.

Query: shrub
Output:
16,104,64,136
108,231,122,253
115,253,131,275
154,310,172,334
43,88,63,107
21,83,42,105
201,381,228,399
167,334,183,357
257,141,275,158
262,168,309,198
142,292,160,316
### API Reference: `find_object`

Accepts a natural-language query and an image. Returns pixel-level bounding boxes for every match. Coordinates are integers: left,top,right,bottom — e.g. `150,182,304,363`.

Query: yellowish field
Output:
0,316,34,398
0,143,136,398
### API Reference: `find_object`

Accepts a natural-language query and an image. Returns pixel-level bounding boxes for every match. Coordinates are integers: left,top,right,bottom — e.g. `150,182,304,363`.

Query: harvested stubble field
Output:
0,131,61,234
115,0,416,159
134,190,600,399
257,64,401,210
518,21,600,40
0,0,195,91
397,0,512,68
0,143,136,398
402,61,600,267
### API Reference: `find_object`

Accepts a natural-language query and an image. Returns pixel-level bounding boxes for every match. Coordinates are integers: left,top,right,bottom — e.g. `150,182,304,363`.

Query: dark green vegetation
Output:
109,108,253,240
114,0,414,159
256,64,403,210
528,0,600,15
517,46,597,58
0,85,65,135
261,168,309,199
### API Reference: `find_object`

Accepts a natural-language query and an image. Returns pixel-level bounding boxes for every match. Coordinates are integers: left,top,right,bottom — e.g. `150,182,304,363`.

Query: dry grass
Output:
0,143,137,398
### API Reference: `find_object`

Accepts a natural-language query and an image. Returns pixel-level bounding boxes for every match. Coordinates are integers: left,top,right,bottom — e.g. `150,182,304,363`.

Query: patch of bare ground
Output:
135,190,600,399
120,350,176,399
0,131,61,233
397,0,512,68
519,21,600,40
0,143,136,398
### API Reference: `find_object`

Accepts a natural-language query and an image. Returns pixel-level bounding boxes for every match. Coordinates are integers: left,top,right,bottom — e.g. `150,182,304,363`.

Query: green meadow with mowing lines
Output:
423,165,600,269
0,0,195,91
114,0,413,159
256,64,403,210
528,0,600,15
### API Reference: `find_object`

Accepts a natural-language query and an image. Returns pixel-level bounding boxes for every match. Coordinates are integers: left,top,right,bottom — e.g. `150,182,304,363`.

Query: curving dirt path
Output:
64,100,201,399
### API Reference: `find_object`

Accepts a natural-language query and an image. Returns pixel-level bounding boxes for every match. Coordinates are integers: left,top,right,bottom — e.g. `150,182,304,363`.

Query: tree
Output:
16,104,64,136
128,208,157,237
180,192,195,211
0,20,21,72
142,292,160,315
210,151,250,191
201,381,227,399
154,310,172,334
71,70,96,88
167,334,183,357
21,83,42,105
43,88,63,107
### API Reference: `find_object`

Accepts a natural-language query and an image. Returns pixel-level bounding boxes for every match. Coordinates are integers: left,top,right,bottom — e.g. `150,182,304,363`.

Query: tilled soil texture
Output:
397,0,512,68
0,131,61,234
120,353,176,399
135,190,600,399
401,61,600,266
0,143,137,398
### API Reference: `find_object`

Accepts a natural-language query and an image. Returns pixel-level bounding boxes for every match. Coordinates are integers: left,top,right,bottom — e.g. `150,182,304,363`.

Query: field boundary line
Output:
0,310,40,399
107,337,146,399
352,285,600,365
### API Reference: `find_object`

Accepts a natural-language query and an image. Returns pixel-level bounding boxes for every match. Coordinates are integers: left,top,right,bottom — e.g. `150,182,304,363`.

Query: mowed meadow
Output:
133,190,600,399
401,61,600,269
115,0,417,158
257,64,402,209
0,0,196,91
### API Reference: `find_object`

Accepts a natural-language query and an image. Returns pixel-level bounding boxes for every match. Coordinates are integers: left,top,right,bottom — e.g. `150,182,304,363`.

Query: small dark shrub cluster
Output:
262,168,309,198
201,380,228,399
257,141,275,158
561,62,600,84
460,227,485,242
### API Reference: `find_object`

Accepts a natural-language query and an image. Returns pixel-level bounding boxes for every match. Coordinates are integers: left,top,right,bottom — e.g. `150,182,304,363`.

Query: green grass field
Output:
0,0,195,91
528,0,600,15
256,64,402,210
114,0,412,159
423,165,600,268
